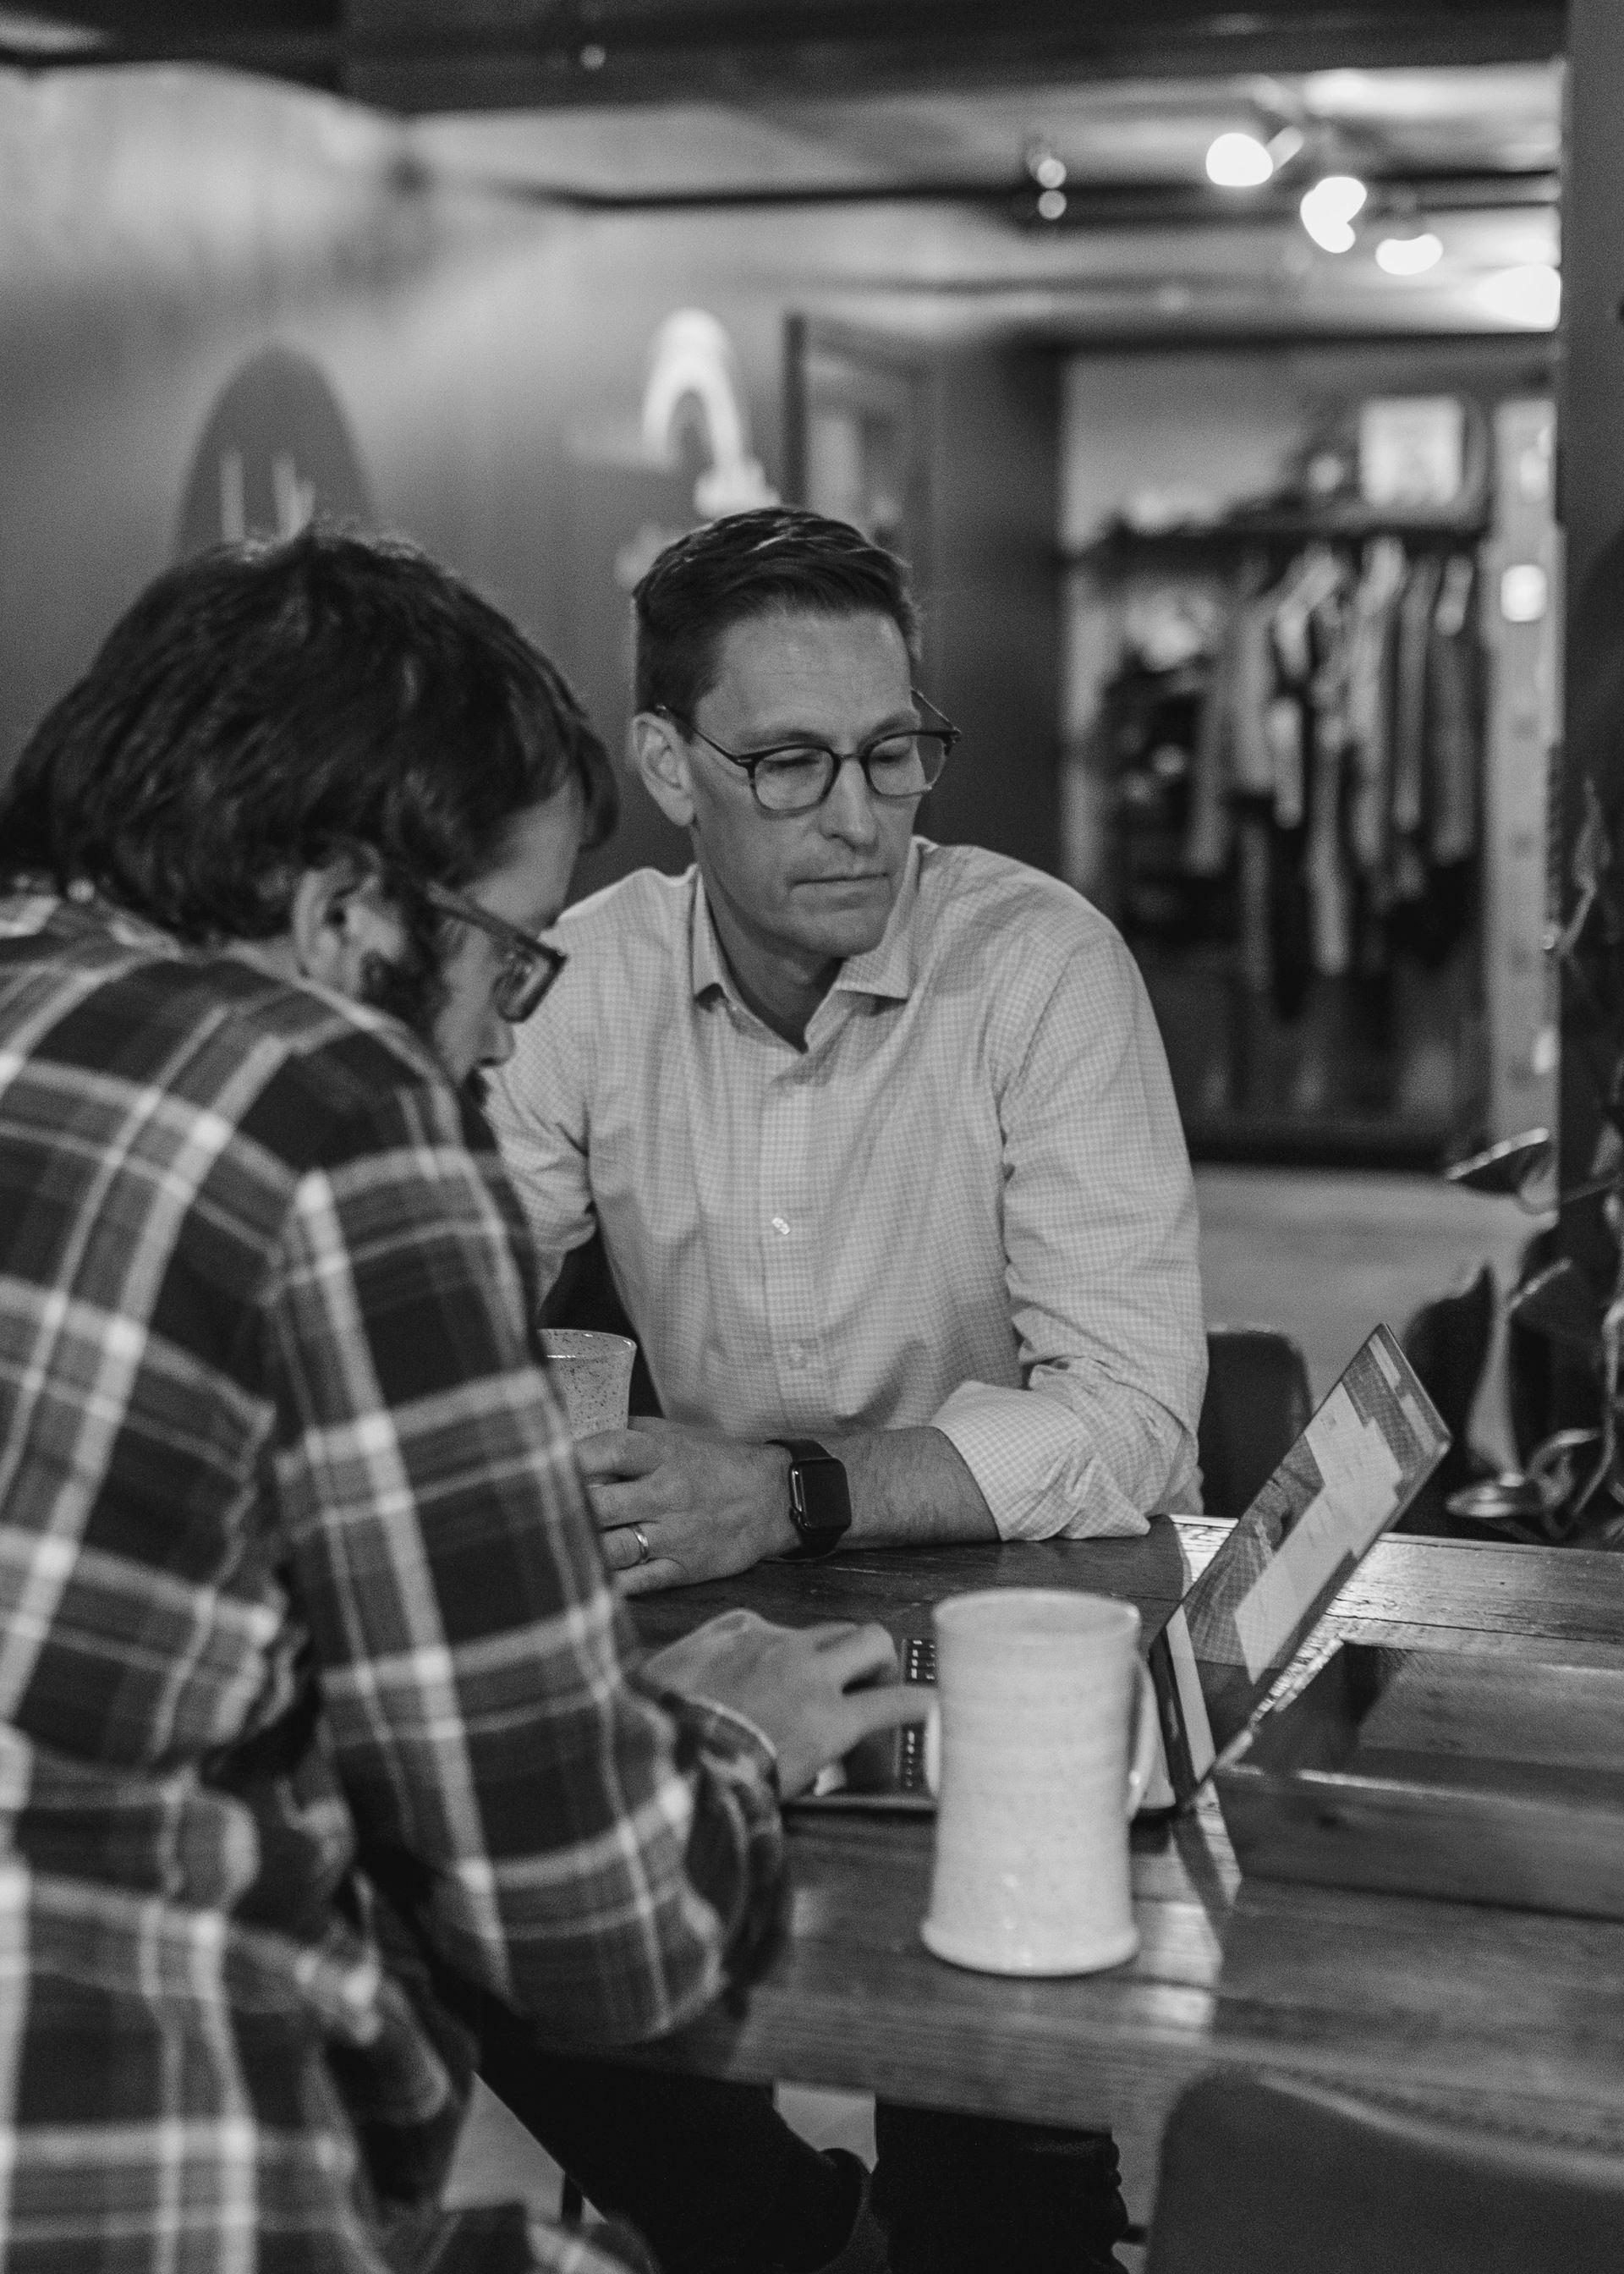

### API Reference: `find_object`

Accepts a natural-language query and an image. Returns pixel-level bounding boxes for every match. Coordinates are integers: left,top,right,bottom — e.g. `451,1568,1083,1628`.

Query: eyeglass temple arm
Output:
910,687,960,750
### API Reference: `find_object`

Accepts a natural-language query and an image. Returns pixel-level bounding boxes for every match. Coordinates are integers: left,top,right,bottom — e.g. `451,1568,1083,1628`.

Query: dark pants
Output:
476,2012,1127,2274
872,2101,1128,2274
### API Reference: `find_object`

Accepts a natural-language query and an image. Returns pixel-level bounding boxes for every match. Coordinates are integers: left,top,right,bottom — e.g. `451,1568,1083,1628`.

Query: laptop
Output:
798,1324,1450,1814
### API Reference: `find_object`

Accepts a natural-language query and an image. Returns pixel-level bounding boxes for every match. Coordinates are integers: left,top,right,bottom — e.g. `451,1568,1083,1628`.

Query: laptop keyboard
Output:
898,1636,936,1792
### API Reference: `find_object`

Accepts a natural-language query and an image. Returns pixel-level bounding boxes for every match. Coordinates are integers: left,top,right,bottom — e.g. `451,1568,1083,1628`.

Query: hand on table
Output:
642,1607,929,1798
579,1420,795,1594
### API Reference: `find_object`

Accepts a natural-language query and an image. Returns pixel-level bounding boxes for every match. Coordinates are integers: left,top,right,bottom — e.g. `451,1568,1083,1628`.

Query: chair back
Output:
1146,2068,1624,2273
1396,1262,1495,1533
1198,1326,1312,1520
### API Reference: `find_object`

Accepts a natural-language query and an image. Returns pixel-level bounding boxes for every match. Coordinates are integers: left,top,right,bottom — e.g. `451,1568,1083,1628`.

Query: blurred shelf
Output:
1182,1114,1453,1173
1062,511,1490,568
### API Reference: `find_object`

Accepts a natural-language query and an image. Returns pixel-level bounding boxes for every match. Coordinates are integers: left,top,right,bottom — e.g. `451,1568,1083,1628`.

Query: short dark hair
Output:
632,506,919,721
0,523,616,943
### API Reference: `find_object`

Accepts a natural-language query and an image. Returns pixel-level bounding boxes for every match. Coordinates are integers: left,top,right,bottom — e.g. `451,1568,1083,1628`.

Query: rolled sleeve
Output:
938,931,1206,1541
932,1381,1150,1541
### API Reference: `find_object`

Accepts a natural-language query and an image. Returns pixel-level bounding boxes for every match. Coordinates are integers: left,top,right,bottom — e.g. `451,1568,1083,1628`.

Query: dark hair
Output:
0,523,616,943
632,506,919,721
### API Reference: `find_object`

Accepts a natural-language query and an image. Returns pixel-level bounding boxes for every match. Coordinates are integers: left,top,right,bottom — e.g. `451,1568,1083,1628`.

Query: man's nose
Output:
820,753,881,841
479,1004,518,1069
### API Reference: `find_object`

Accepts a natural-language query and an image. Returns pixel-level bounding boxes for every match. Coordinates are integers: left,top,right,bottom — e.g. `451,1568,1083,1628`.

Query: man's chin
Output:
798,912,892,963
791,876,897,955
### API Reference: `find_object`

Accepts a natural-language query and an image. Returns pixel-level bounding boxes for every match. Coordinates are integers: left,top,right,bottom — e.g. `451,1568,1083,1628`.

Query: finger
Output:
599,1523,649,1574
800,1620,863,1647
805,1623,903,1691
694,1607,769,1639
575,1430,663,1480
587,1475,677,1530
617,1556,686,1596
835,1682,935,1748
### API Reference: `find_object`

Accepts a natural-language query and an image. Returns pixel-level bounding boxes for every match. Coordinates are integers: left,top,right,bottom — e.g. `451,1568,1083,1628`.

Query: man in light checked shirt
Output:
486,509,1208,2274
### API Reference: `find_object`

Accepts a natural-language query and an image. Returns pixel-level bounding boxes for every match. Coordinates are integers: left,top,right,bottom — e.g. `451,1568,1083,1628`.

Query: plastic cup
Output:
542,1328,637,1438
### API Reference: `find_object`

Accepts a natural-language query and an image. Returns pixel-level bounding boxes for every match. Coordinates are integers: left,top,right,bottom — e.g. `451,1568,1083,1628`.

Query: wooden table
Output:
628,1520,1624,2194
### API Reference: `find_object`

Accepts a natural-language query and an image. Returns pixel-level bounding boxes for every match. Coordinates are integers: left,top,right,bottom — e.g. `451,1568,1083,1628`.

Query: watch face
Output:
793,1456,852,1541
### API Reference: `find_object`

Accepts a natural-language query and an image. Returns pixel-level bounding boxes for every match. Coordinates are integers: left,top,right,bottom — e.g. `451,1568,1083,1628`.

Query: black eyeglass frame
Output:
657,686,961,816
421,879,568,1024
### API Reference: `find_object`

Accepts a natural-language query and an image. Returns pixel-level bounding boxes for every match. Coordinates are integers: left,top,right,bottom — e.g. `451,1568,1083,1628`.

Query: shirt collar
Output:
689,871,736,1004
831,838,920,1002
5,883,180,958
687,841,921,1009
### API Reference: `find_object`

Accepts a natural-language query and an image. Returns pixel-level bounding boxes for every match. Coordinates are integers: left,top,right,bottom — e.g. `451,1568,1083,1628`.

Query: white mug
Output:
920,1589,1160,1977
541,1328,637,1438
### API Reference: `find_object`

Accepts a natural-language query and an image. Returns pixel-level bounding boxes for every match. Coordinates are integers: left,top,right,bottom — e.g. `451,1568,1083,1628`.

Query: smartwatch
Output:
769,1437,853,1560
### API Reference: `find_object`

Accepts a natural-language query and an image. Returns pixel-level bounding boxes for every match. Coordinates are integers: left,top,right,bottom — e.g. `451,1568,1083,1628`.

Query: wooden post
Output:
1558,0,1624,1253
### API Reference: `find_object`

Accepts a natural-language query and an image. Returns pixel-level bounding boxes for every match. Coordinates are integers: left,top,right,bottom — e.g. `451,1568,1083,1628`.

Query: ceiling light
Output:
1036,187,1067,222
0,11,104,52
1376,229,1443,277
1477,263,1562,331
1299,174,1367,253
1026,142,1067,192
1206,132,1275,189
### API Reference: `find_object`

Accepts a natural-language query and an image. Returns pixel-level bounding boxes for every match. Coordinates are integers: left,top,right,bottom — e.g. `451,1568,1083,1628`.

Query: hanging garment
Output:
1429,552,1481,868
1230,584,1283,799
1183,585,1244,879
1343,539,1410,953
1265,548,1344,1017
1391,552,1446,875
1305,563,1354,980
1388,550,1483,971
1236,810,1274,998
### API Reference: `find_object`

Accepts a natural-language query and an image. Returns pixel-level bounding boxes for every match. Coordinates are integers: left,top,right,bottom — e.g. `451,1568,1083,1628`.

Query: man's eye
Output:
868,736,918,766
756,750,828,777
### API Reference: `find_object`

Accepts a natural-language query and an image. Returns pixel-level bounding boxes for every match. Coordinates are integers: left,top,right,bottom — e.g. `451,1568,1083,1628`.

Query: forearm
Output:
593,1420,996,1590
823,1425,998,1548
737,1427,999,1556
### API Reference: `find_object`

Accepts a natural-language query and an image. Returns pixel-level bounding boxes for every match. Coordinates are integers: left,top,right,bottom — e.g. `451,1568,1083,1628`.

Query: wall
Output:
0,67,1062,896
925,343,1060,877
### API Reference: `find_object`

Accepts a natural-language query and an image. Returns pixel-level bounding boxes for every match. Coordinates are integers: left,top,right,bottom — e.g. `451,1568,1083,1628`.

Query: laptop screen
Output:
793,1322,1450,1814
1150,1323,1450,1802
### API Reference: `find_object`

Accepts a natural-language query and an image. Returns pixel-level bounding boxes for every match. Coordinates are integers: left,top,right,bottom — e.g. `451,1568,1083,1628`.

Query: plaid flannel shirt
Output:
0,890,783,2274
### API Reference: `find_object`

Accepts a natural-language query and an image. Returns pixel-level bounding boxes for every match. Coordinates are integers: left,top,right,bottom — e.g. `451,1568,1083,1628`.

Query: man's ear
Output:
286,862,405,1002
631,712,697,829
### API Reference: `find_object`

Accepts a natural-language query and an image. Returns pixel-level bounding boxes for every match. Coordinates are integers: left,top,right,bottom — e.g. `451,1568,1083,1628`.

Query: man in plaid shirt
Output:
0,529,919,2274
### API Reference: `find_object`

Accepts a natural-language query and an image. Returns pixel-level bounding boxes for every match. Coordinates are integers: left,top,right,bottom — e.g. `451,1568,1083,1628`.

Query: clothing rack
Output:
1080,513,1490,1169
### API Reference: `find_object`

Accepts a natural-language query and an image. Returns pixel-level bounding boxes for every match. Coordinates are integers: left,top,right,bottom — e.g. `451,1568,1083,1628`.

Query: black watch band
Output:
769,1436,853,1561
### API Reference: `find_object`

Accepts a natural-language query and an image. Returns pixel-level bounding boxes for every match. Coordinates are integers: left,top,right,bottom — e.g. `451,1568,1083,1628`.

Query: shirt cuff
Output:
931,1380,1151,1543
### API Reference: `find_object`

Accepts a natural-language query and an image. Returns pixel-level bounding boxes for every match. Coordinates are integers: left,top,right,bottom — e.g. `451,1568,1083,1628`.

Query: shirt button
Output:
771,1216,791,1237
787,1343,806,1366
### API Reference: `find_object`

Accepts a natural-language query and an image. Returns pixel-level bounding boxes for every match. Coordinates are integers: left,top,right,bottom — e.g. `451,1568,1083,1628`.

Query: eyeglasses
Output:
421,879,568,1024
659,688,961,816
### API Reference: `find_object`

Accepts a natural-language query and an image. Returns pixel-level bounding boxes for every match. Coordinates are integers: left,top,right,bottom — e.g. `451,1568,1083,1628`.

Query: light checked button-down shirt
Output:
487,838,1206,1541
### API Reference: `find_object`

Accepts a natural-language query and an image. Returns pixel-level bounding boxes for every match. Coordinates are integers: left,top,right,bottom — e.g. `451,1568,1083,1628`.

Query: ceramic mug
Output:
541,1328,637,1439
920,1588,1160,1977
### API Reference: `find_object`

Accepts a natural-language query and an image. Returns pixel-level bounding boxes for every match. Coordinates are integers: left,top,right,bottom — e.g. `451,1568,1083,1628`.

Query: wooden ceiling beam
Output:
5,3,1566,110
341,3,1566,116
